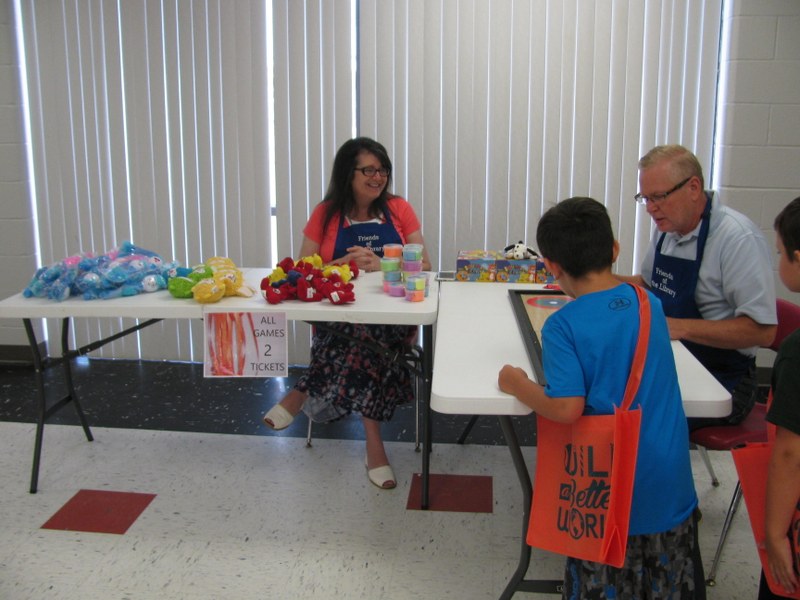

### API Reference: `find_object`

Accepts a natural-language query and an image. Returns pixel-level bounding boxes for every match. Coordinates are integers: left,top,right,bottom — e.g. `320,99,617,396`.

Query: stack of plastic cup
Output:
383,244,403,259
381,244,404,293
402,244,424,281
387,281,406,297
381,257,402,293
405,273,428,302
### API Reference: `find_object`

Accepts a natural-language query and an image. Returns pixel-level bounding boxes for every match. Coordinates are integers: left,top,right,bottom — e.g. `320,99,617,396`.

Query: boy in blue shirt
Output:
499,197,704,598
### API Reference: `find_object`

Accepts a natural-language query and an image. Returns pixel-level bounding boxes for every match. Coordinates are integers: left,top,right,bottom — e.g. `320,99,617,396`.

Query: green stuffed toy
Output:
167,264,213,298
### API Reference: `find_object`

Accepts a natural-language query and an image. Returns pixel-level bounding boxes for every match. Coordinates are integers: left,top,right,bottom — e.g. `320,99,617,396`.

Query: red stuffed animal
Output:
327,284,355,304
261,256,359,305
296,278,324,302
261,278,297,304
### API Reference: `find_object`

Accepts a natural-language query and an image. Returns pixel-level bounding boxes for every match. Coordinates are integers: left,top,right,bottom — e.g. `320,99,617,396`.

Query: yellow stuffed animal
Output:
192,277,226,303
205,256,254,298
268,267,287,285
321,263,352,284
299,254,324,269
181,256,255,303
215,267,255,297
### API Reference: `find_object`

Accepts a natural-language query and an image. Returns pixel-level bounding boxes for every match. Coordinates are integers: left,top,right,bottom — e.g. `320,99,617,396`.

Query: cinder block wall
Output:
717,0,800,288
0,0,37,358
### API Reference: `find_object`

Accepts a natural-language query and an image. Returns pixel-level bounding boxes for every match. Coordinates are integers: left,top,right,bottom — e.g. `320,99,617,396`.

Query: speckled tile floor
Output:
0,360,765,599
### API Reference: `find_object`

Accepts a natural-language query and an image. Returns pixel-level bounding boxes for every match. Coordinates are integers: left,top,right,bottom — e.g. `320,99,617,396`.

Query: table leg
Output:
26,318,47,494
60,318,94,441
421,324,433,510
457,414,479,444
24,318,94,494
21,316,160,493
497,415,562,598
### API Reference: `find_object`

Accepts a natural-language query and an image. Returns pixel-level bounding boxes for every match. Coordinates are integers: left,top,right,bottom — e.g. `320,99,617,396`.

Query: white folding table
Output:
0,269,439,500
431,281,732,599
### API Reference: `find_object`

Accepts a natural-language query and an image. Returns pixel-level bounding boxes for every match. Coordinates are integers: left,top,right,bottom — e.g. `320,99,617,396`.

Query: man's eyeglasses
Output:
355,166,390,178
634,176,692,205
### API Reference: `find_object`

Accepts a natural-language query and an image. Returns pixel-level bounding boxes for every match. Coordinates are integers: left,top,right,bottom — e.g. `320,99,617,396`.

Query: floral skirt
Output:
295,322,416,423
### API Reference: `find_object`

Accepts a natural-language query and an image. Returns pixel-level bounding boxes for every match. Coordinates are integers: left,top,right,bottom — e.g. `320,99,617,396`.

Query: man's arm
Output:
666,314,776,349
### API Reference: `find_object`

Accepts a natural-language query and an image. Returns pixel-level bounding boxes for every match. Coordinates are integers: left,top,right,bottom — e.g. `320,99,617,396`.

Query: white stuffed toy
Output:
503,241,539,260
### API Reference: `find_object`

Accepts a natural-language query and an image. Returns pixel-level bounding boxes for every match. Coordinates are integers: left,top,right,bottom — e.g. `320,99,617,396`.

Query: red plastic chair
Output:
771,298,800,353
690,298,800,586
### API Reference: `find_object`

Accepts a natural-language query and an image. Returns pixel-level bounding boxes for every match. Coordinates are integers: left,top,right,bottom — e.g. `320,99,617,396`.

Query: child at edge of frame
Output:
759,195,800,600
497,196,706,599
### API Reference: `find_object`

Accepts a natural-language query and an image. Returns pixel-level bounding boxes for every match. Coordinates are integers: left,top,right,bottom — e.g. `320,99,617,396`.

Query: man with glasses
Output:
619,144,776,428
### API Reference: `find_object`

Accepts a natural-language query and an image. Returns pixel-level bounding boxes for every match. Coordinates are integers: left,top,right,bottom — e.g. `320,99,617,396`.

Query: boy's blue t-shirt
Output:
541,283,697,535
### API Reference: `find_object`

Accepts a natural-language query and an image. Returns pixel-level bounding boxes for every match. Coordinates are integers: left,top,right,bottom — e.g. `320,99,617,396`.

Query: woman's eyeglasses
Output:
354,166,390,178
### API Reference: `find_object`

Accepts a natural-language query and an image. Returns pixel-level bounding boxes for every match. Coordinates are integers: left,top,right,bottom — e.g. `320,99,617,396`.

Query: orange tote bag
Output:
732,440,800,598
526,285,650,568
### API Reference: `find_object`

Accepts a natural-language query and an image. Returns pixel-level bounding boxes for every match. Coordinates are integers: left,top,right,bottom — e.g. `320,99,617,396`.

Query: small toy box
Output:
496,258,554,283
456,250,503,282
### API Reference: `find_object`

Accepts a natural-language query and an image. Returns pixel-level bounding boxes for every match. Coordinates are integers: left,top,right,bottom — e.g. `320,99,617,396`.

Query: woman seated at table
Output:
263,137,431,490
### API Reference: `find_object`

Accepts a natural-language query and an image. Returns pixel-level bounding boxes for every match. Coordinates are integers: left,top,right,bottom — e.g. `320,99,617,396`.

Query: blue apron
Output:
332,209,403,261
650,195,753,391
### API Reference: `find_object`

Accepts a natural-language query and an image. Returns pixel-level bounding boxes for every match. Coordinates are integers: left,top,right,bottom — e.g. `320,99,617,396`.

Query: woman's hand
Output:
331,246,380,272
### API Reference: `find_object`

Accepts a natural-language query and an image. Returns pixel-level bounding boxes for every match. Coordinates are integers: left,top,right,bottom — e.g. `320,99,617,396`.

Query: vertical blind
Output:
270,0,355,363
16,0,721,363
358,0,722,275
17,0,273,361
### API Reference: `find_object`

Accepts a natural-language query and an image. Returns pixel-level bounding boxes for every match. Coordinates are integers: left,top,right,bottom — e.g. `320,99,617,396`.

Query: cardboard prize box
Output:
455,250,503,282
496,258,553,283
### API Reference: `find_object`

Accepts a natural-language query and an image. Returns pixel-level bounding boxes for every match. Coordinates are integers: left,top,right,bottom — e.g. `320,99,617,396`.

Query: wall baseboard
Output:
0,343,44,366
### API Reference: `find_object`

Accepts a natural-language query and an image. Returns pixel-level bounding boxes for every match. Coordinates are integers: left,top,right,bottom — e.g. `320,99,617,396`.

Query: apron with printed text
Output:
332,210,403,260
650,195,752,391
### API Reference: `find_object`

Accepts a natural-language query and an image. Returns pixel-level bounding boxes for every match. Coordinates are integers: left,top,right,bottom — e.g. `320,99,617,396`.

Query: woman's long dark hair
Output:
321,137,395,234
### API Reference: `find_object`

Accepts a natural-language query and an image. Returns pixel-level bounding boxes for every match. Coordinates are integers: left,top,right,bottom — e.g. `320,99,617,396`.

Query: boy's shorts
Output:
562,509,705,600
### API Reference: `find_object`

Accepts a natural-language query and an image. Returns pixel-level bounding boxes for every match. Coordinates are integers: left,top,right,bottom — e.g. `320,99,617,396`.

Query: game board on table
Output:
508,289,571,384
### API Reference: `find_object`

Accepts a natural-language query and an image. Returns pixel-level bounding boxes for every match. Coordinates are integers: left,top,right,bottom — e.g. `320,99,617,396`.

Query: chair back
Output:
769,298,800,352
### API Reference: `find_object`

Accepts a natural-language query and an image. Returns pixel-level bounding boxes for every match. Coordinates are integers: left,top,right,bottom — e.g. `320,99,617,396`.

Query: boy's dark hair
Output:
536,197,615,278
774,196,800,261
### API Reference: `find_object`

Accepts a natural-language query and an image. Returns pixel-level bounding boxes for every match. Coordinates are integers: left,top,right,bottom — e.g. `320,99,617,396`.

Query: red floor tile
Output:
41,489,156,535
406,473,493,513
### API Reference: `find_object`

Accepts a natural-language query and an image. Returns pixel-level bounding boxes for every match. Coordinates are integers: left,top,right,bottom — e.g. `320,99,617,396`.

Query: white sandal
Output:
262,404,294,430
365,460,396,489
